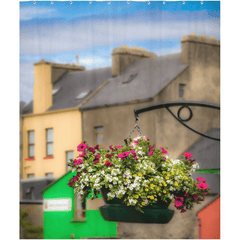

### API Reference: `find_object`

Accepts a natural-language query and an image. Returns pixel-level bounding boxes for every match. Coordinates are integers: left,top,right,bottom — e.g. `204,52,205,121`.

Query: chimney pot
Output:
202,34,206,38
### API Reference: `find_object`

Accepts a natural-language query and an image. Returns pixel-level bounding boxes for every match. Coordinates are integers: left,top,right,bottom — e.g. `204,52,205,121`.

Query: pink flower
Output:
184,193,189,198
77,172,81,177
175,197,184,202
67,181,74,187
104,161,113,167
130,142,136,147
93,160,100,164
77,142,88,152
130,150,136,156
180,208,187,213
142,136,149,141
94,145,100,150
204,192,207,195
118,152,130,160
72,176,79,182
134,140,139,144
160,147,168,155
193,194,199,200
115,145,123,149
106,153,114,159
78,151,88,158
109,145,116,151
95,154,101,160
73,159,83,165
147,151,154,156
183,152,193,160
134,156,138,160
196,177,206,183
88,147,96,154
197,182,209,190
174,200,183,209
149,145,152,151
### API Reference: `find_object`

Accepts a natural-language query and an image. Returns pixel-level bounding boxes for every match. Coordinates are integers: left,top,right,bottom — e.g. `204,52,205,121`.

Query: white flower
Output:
144,199,148,204
145,156,148,159
109,184,113,188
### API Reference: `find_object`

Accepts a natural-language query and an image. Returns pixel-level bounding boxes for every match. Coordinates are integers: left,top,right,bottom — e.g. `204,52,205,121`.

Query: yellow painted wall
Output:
22,109,82,179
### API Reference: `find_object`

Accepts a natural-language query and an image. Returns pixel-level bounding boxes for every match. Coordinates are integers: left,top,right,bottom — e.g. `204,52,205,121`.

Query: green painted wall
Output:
43,171,117,239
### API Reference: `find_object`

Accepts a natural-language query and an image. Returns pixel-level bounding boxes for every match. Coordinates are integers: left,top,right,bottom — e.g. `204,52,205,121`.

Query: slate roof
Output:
21,67,112,114
82,53,188,109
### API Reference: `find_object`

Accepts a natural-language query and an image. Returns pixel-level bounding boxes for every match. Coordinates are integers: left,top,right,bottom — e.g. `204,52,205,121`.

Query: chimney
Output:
33,59,85,114
111,45,157,77
180,33,220,65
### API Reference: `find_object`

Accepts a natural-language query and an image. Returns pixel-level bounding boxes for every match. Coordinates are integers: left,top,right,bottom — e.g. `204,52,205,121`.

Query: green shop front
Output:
42,171,117,239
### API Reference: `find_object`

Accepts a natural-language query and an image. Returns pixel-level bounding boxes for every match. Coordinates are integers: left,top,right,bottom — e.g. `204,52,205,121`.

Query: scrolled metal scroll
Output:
134,101,220,141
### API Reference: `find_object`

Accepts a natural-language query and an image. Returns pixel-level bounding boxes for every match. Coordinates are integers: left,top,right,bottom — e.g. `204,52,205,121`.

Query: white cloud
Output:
20,6,57,20
20,17,220,55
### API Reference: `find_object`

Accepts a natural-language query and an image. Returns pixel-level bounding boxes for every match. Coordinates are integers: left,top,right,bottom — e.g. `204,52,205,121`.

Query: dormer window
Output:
52,87,61,95
123,73,138,84
76,90,91,100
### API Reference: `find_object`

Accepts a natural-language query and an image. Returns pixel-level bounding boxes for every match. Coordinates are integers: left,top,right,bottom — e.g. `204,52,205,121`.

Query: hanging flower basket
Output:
68,131,210,223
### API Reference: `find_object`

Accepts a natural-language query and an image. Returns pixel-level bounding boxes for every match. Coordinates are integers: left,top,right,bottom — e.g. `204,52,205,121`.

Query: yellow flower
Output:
138,173,142,177
163,171,166,174
159,183,162,186
150,178,153,181
145,188,149,191
150,187,154,190
155,198,157,201
172,172,174,175
163,190,166,194
143,172,146,175
148,167,151,169
185,176,188,180
174,182,178,186
157,188,160,191
158,193,161,196
167,173,170,177
133,174,137,178
135,195,139,199
146,185,148,187
142,202,145,205
166,176,169,180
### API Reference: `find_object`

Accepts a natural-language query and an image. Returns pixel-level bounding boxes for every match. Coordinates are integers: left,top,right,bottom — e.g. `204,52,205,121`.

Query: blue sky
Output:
20,1,220,104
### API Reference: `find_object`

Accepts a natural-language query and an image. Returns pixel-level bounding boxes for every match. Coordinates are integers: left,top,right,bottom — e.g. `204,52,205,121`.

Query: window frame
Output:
66,150,74,172
28,130,35,158
179,83,185,98
74,194,86,220
94,126,104,148
46,128,54,157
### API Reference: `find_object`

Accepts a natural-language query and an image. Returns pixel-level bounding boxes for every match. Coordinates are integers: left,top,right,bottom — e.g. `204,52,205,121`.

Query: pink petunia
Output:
115,145,123,149
67,181,74,187
160,147,169,155
94,145,100,150
95,154,101,160
118,152,130,160
183,152,193,160
196,177,206,183
77,142,88,152
174,200,183,209
130,150,137,156
134,156,138,160
184,193,189,198
175,197,184,202
104,161,113,167
147,151,154,156
88,147,96,154
93,160,100,164
78,151,88,158
180,208,187,213
73,159,83,166
197,182,209,190
193,194,199,200
106,153,114,159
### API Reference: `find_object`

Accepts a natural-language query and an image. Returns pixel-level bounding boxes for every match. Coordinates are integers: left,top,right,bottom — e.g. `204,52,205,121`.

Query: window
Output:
94,127,104,148
25,187,34,200
45,172,54,178
76,90,91,99
27,173,35,179
75,194,86,220
179,84,185,98
66,151,74,172
122,73,138,84
28,130,35,158
46,128,54,156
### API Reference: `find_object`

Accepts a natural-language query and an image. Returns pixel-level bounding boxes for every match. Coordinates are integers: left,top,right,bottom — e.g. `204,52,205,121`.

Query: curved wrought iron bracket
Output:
134,101,220,141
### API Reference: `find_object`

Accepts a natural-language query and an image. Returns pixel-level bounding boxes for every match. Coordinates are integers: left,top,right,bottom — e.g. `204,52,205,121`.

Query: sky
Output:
20,0,220,104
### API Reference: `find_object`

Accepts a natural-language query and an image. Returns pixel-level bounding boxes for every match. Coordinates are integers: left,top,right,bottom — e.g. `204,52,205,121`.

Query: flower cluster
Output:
68,136,210,212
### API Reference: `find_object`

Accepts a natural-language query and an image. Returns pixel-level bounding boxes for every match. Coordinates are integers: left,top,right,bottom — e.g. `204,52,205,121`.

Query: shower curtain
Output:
20,1,220,239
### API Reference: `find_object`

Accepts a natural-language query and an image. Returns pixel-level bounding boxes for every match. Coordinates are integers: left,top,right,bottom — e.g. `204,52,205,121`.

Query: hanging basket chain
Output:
124,117,143,145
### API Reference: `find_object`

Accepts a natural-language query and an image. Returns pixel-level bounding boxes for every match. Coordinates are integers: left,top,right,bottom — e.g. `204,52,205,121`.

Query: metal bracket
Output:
134,101,220,141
